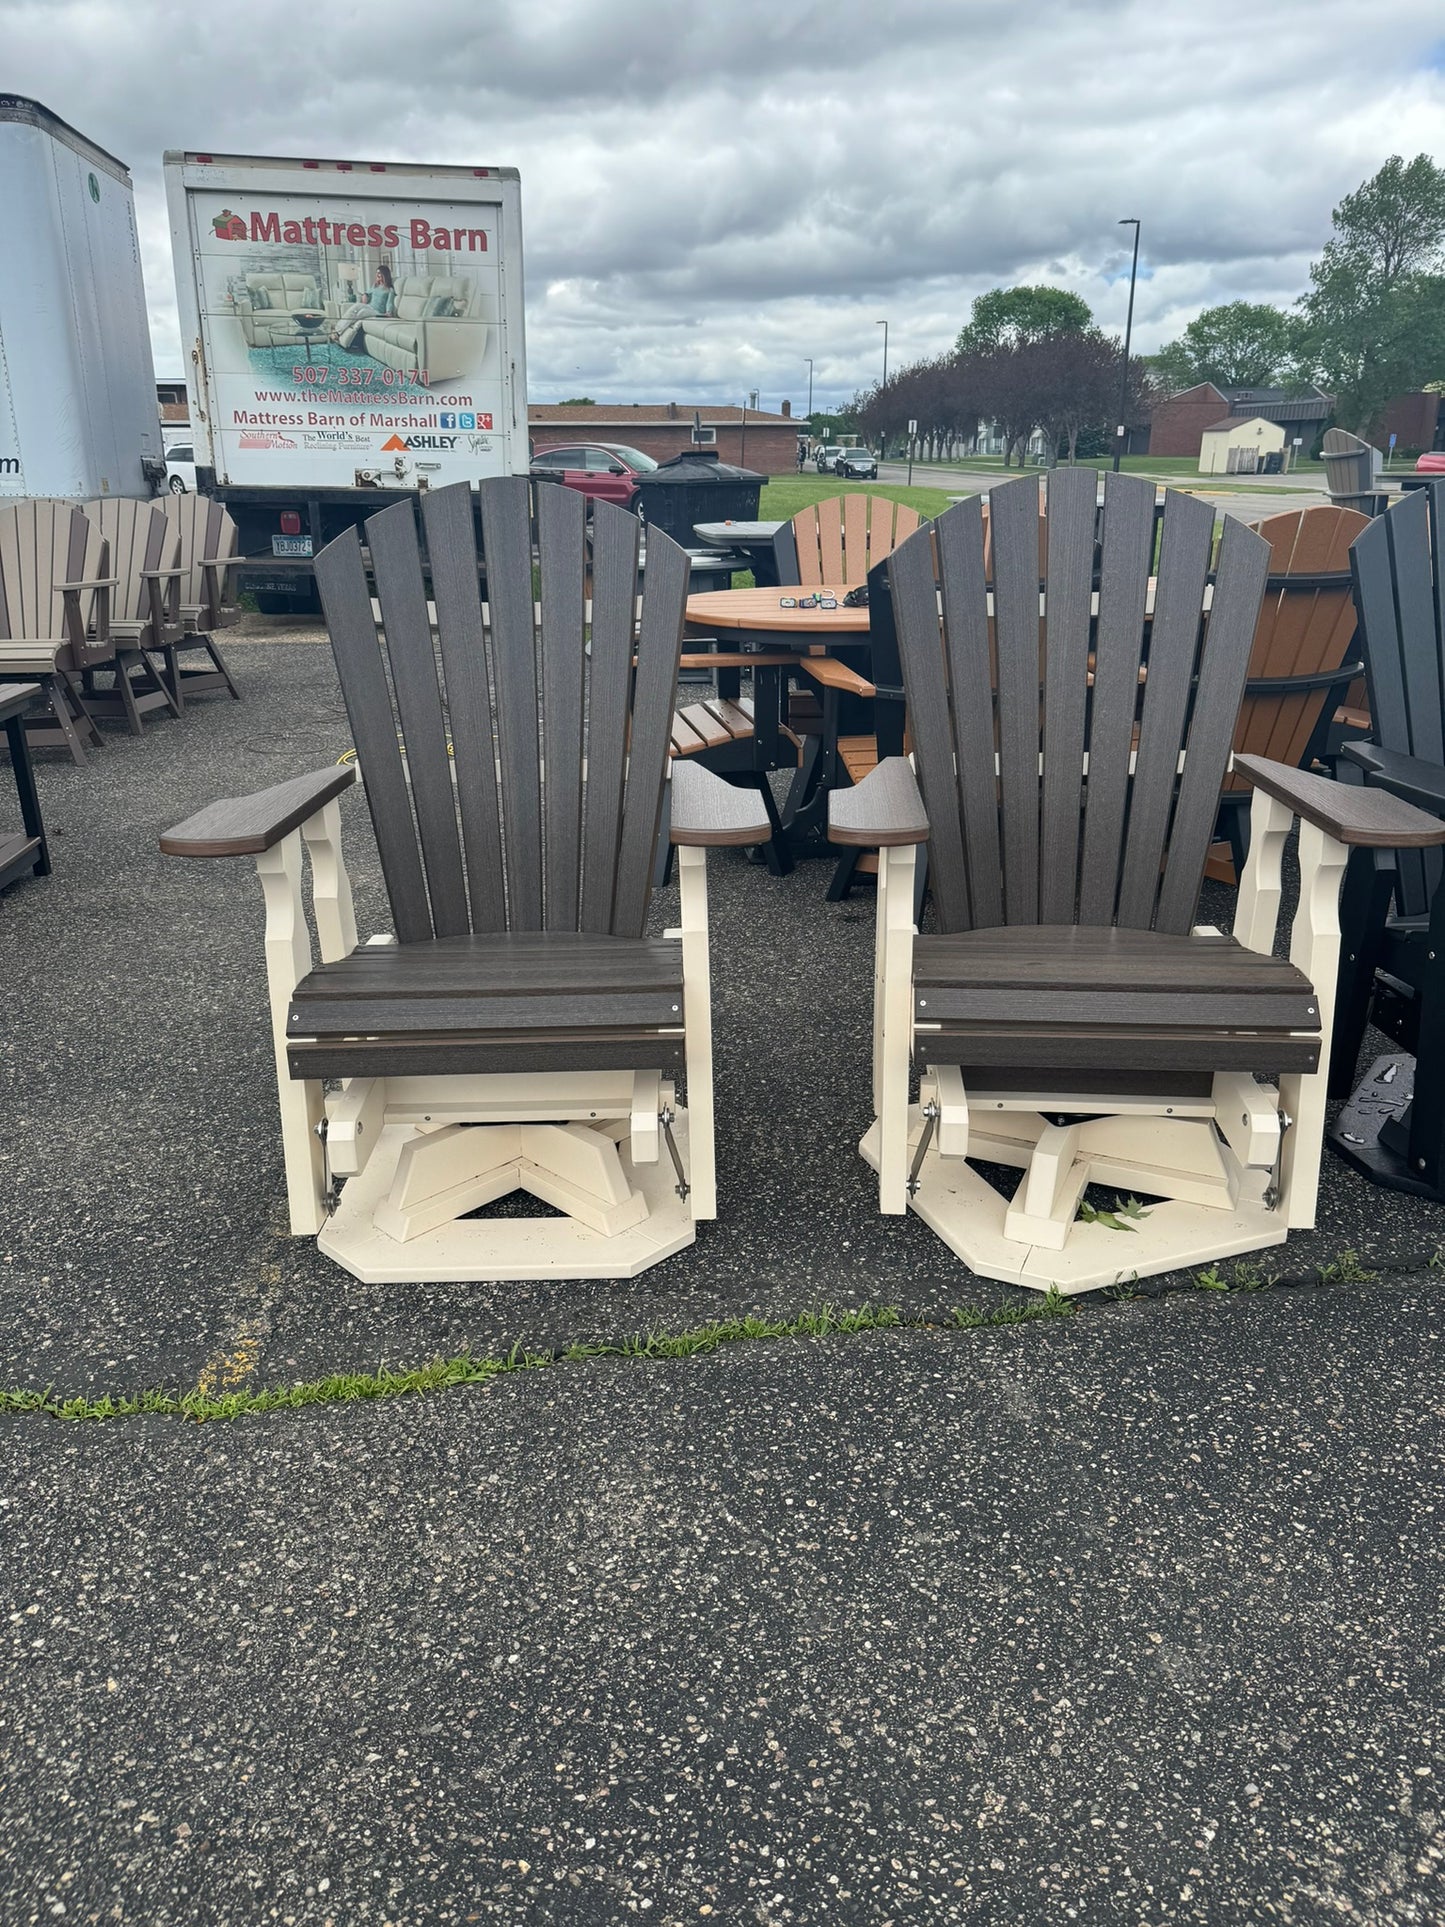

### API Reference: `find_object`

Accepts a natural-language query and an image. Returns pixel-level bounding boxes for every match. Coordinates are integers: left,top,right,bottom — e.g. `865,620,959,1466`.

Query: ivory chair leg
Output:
1278,819,1349,1229
301,797,359,963
256,830,327,1236
677,844,716,1219
877,842,917,1214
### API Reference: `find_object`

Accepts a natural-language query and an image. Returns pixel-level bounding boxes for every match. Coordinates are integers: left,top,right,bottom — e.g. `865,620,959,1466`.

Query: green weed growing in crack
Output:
1316,1250,1376,1285
0,1300,1071,1427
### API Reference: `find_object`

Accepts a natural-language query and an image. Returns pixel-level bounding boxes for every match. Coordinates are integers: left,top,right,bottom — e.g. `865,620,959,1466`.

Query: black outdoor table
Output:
0,681,51,894
691,521,786,587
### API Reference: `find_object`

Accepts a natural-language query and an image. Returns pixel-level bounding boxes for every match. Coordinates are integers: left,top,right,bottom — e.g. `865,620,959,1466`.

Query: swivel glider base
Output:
318,1111,697,1284
861,1105,1289,1296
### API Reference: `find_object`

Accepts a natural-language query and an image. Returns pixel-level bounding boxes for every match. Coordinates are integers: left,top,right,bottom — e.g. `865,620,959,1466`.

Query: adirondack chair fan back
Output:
160,478,769,1283
830,469,1445,1292
1329,478,1445,1200
0,500,113,763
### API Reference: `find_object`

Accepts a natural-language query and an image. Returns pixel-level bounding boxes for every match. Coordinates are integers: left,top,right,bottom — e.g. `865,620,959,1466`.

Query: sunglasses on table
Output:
778,595,841,609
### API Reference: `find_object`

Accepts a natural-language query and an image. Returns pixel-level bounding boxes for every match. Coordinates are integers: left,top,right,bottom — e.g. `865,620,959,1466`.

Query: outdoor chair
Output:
160,480,768,1282
830,469,1445,1294
0,499,115,764
774,495,923,849
1208,503,1370,882
155,494,242,710
1328,478,1445,1202
79,497,184,734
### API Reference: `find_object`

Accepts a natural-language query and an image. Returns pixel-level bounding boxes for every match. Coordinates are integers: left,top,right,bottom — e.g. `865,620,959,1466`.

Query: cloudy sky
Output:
5,0,1444,412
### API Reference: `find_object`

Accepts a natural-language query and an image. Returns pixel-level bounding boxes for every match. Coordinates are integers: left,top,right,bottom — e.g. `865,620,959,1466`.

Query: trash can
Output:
1261,451,1283,475
631,448,765,548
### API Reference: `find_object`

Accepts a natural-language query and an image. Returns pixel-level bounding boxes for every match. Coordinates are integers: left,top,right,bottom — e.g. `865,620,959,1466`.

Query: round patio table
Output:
683,587,876,862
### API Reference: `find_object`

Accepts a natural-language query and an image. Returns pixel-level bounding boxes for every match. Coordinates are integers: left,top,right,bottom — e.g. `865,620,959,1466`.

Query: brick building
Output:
1149,382,1334,459
527,402,806,476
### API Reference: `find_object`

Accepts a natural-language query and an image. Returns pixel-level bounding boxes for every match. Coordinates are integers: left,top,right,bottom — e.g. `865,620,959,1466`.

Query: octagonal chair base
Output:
861,1108,1290,1297
319,1111,697,1284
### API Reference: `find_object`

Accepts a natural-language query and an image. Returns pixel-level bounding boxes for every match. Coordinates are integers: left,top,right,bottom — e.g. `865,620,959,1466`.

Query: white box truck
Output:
164,147,527,610
0,97,164,499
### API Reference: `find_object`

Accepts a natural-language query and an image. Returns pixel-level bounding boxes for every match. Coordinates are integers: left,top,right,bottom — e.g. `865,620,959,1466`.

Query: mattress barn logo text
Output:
210,208,488,251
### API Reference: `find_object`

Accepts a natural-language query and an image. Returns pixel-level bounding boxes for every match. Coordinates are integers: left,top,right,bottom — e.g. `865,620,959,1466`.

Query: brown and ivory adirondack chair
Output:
160,480,768,1282
1207,502,1370,882
80,497,183,734
154,494,242,709
0,500,115,764
830,469,1445,1294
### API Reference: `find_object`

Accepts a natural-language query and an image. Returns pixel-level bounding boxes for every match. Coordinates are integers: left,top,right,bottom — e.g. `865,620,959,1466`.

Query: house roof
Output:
528,403,804,427
1229,395,1334,423
1200,415,1279,434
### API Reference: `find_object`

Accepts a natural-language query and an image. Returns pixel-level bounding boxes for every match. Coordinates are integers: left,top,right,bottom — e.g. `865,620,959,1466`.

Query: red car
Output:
529,442,658,507
1415,452,1445,474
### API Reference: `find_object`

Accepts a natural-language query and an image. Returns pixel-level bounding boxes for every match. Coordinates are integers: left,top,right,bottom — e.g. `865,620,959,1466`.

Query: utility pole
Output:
1113,219,1141,474
876,319,889,458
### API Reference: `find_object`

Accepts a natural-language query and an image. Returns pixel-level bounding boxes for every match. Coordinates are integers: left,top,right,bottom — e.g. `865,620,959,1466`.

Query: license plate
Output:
272,534,313,558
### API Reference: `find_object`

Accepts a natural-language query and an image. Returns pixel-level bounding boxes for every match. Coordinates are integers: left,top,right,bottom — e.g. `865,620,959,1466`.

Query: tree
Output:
555,395,597,406
1031,329,1148,464
1295,154,1445,432
1150,302,1295,392
955,285,1093,356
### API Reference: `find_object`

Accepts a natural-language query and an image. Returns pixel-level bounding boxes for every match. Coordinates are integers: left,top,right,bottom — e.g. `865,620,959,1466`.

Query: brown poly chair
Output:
80,497,184,734
155,494,242,709
0,500,114,763
160,481,768,1283
830,468,1445,1295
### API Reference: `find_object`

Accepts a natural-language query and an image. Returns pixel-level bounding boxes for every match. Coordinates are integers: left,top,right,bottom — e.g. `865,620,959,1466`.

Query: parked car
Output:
837,448,879,480
530,442,658,507
1415,452,1445,474
163,442,198,494
815,445,845,473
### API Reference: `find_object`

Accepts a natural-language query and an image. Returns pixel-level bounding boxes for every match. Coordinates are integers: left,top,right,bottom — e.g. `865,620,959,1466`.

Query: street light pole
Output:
1113,218,1141,475
876,319,889,457
805,357,814,423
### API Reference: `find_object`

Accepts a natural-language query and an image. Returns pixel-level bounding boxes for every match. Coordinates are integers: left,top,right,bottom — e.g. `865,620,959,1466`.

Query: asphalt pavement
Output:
2,639,1443,1923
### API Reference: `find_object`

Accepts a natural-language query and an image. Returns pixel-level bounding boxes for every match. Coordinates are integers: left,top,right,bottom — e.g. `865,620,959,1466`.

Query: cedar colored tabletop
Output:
683,585,870,643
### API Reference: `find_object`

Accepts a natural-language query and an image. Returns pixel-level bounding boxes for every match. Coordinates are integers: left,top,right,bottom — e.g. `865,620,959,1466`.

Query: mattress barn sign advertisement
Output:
184,184,512,486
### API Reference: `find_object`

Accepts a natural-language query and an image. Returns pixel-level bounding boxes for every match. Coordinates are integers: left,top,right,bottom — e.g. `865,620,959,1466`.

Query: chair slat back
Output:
1221,505,1369,791
82,498,173,627
0,500,103,643
161,494,239,614
1349,479,1445,916
786,494,923,587
314,480,687,943
889,471,1269,936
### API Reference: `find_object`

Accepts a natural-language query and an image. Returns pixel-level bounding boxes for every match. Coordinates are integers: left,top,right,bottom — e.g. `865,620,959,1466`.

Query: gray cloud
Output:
4,0,1442,408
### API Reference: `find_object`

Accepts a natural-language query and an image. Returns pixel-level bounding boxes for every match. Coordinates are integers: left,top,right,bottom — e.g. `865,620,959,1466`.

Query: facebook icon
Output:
438,411,456,429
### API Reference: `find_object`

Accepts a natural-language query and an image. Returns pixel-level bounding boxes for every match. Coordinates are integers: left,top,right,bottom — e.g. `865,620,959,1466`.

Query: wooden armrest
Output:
59,577,121,591
828,757,929,847
676,651,798,669
139,567,186,580
1340,741,1445,815
161,765,357,858
1233,753,1445,848
668,761,771,846
800,655,877,697
199,555,236,567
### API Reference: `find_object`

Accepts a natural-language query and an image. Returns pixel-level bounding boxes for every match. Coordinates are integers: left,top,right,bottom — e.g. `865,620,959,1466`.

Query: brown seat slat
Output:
670,712,709,755
700,697,755,739
292,931,682,999
287,1030,687,1079
915,924,1312,991
677,701,732,748
921,1027,1320,1074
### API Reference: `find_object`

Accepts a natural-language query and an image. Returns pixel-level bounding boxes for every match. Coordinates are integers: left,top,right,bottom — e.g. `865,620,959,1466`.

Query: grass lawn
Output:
759,475,957,520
